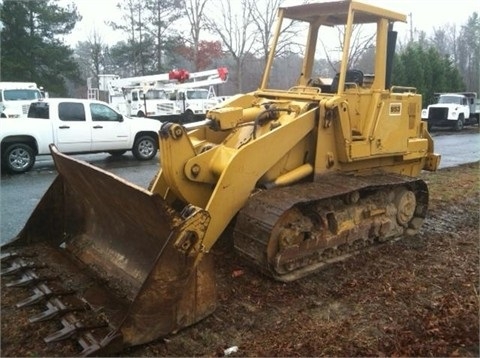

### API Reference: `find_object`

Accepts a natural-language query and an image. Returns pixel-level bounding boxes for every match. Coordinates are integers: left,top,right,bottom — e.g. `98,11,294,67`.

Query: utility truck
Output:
91,67,228,122
422,92,480,131
0,82,47,118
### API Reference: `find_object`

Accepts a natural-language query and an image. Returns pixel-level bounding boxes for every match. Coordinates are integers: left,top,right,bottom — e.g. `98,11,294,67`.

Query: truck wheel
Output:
132,135,158,161
184,110,195,123
454,116,464,131
3,143,36,174
108,150,127,157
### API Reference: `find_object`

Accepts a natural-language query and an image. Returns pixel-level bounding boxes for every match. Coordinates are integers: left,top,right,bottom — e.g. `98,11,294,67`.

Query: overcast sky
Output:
63,0,479,46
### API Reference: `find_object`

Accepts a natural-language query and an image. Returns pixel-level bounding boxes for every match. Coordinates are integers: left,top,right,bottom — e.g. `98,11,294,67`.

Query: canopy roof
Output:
281,0,406,25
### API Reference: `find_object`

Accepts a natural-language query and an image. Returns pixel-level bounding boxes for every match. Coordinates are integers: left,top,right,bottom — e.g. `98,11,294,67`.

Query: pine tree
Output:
0,0,82,95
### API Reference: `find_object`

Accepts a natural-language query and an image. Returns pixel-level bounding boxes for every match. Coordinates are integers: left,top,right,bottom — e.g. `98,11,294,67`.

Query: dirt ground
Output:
1,162,479,357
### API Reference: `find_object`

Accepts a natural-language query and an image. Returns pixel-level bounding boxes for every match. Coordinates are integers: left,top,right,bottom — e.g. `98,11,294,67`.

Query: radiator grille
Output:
428,107,448,120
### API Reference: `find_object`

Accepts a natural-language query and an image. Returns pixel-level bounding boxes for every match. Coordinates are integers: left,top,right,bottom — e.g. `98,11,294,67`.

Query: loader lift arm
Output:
152,105,318,254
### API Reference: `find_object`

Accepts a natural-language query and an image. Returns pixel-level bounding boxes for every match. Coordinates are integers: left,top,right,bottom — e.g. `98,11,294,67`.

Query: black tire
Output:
454,115,464,131
184,110,195,123
3,143,36,174
108,150,127,157
132,135,157,161
136,111,145,117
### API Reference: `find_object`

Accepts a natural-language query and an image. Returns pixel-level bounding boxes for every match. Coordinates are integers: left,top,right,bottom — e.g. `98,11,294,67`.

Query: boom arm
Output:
108,68,228,95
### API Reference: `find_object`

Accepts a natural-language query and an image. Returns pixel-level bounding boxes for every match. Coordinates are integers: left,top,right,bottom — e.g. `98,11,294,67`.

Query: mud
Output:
1,162,479,357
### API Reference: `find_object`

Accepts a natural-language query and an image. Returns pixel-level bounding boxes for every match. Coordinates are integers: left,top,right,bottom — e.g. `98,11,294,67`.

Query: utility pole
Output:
0,20,3,81
408,12,413,42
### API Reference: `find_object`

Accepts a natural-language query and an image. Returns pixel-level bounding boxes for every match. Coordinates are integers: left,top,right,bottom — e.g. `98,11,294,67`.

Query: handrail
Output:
391,86,417,94
288,86,322,94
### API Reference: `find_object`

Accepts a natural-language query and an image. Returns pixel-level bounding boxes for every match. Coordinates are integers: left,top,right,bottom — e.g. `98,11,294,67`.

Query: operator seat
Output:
330,69,364,93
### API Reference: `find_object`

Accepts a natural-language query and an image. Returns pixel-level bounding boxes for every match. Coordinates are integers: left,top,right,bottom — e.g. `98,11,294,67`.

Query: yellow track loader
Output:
1,0,440,355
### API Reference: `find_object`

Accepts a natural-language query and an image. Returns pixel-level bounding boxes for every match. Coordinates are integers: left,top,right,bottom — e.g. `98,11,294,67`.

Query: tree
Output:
74,29,110,86
251,0,300,63
431,24,457,59
248,0,305,89
392,43,465,106
421,13,479,94
354,46,375,74
109,0,151,75
0,0,81,95
205,0,256,92
109,0,184,74
184,0,210,71
321,24,376,73
145,0,184,72
175,40,223,70
456,12,480,94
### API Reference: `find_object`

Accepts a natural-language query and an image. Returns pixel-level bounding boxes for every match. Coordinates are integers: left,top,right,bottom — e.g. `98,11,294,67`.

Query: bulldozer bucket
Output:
1,145,216,356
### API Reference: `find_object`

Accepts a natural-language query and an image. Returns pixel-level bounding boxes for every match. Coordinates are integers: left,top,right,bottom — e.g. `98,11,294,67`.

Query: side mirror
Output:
118,114,124,122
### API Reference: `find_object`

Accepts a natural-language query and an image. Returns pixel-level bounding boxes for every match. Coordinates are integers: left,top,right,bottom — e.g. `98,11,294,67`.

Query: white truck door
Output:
130,90,146,116
89,102,130,150
462,97,470,118
55,102,92,152
177,91,186,113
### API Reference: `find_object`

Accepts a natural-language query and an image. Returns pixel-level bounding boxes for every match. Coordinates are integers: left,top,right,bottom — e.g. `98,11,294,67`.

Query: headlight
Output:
421,109,427,118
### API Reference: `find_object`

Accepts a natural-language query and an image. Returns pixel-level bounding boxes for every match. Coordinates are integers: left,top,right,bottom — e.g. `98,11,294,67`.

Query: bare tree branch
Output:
205,0,256,91
321,24,375,73
185,0,209,70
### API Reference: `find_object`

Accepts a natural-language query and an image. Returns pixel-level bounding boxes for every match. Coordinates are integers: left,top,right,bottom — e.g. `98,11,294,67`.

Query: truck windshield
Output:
143,90,167,100
186,90,209,100
4,89,42,101
438,96,462,105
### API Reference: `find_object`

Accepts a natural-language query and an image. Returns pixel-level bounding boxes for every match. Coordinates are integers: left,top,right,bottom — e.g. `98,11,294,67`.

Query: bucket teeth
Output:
16,283,75,308
29,297,86,323
1,251,36,263
16,284,53,307
78,333,102,357
44,315,108,343
5,270,41,287
44,320,82,342
1,261,38,276
2,244,123,356
1,251,19,263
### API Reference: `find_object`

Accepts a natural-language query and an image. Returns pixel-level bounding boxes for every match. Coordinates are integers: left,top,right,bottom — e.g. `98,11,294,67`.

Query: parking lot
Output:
1,127,479,244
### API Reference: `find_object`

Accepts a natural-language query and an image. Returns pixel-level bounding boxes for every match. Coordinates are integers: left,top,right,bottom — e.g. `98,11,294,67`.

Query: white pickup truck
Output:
1,98,161,173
